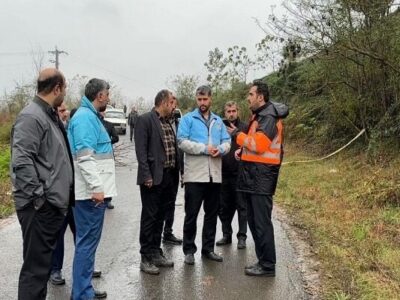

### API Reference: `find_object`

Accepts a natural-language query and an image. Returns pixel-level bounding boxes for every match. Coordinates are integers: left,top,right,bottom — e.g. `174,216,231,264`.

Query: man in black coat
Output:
162,96,183,245
216,101,248,249
231,80,289,277
99,109,119,209
128,107,138,142
11,68,74,300
134,89,179,275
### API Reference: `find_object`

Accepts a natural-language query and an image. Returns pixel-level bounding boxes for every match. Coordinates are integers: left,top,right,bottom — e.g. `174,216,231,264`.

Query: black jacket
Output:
222,118,247,176
11,96,75,212
101,119,119,144
134,109,179,186
237,101,289,195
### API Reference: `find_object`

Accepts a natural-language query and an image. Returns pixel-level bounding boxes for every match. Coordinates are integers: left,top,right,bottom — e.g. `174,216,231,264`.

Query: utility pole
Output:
48,46,68,69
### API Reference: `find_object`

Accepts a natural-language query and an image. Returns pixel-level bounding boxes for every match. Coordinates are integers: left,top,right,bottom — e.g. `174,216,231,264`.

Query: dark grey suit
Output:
134,110,167,186
134,109,179,258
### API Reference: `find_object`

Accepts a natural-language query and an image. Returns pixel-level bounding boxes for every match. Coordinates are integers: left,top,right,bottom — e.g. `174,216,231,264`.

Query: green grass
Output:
276,146,400,299
0,146,13,218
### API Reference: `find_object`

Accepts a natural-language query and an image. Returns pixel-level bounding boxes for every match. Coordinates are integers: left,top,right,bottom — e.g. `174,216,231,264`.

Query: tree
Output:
258,0,400,150
204,48,228,96
167,74,199,111
226,46,255,83
64,74,88,109
255,35,282,72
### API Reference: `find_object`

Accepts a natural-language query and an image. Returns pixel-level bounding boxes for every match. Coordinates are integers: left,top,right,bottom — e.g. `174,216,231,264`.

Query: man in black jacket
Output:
134,89,178,275
128,107,138,142
231,80,289,277
216,101,248,249
100,109,119,209
11,68,74,300
162,96,183,245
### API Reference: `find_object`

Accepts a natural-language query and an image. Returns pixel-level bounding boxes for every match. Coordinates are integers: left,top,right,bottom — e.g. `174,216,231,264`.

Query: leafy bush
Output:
0,147,10,179
0,123,12,144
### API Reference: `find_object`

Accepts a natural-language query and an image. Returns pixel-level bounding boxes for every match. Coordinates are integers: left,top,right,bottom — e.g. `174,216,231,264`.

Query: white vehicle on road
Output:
104,109,127,134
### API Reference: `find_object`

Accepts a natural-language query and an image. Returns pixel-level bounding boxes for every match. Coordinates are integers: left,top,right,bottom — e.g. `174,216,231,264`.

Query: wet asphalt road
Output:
0,134,308,300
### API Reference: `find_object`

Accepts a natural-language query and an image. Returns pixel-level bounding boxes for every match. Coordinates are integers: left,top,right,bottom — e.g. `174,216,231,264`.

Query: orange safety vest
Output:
238,117,283,165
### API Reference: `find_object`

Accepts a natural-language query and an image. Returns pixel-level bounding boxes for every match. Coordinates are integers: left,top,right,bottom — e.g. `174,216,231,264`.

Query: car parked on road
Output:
104,109,127,134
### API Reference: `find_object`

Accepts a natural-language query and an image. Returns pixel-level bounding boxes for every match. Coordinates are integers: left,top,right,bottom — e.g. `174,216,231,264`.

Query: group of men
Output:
134,82,289,278
10,67,288,300
11,68,116,300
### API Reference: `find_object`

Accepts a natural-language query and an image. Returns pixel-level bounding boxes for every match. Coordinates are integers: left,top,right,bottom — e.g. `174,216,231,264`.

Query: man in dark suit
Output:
162,95,183,245
134,89,179,275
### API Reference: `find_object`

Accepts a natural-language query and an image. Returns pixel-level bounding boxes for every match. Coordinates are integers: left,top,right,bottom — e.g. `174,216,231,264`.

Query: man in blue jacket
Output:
177,85,231,265
68,78,117,299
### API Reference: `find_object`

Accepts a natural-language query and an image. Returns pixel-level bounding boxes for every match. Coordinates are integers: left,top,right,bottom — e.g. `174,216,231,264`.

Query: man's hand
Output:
144,179,153,188
207,145,221,157
210,149,220,157
92,192,105,206
226,123,237,135
234,149,242,161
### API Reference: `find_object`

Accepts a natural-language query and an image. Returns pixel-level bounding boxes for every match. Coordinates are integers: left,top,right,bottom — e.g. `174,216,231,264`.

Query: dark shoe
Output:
50,270,65,285
202,252,223,262
92,270,102,278
237,238,246,249
94,289,107,299
140,261,160,275
245,265,275,277
152,253,174,268
162,234,183,245
106,203,114,209
245,262,260,270
184,254,195,265
216,236,232,246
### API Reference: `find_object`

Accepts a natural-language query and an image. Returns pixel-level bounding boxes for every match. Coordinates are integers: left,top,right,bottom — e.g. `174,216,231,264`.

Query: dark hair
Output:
84,78,110,101
70,107,78,119
252,80,269,102
154,89,171,107
37,73,65,95
195,85,212,97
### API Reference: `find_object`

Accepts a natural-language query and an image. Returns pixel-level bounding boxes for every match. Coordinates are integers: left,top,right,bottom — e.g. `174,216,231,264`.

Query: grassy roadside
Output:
276,145,400,299
0,146,13,219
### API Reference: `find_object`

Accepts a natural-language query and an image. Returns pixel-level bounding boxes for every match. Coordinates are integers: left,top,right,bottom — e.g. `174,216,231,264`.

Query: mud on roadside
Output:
275,205,321,300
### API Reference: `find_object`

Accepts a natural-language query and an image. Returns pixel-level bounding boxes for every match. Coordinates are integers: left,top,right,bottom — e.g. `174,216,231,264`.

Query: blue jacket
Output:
177,108,231,183
68,96,117,200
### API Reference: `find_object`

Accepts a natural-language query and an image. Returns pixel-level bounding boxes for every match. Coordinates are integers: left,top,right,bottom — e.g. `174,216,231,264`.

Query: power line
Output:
0,51,42,56
48,46,68,69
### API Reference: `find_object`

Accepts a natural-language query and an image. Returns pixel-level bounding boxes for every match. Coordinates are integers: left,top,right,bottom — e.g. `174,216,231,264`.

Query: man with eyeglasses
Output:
68,78,116,299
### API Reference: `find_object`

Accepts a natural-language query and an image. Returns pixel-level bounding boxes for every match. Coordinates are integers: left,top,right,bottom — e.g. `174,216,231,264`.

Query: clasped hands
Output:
207,145,221,157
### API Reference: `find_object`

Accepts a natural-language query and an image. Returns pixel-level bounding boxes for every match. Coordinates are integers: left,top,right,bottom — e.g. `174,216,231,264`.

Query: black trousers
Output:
240,192,276,269
129,125,134,141
163,174,179,236
16,201,65,300
51,206,76,272
183,182,220,254
139,168,178,259
218,175,247,239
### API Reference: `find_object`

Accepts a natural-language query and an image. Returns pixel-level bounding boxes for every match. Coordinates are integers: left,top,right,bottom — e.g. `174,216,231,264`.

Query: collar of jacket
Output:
80,95,100,117
193,108,218,122
33,95,58,123
252,102,271,115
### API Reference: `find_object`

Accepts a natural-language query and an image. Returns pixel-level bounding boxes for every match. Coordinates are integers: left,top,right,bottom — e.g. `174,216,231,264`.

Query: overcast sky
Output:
0,0,284,104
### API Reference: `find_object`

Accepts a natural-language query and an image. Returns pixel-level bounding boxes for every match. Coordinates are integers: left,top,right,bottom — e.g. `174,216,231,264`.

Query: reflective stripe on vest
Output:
241,119,283,165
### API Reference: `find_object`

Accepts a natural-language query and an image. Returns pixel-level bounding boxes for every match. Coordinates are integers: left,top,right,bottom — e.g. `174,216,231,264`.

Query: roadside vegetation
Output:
0,112,13,218
0,0,398,297
277,146,400,299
